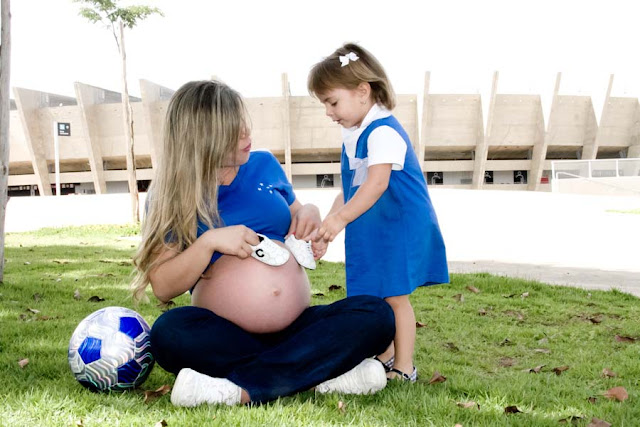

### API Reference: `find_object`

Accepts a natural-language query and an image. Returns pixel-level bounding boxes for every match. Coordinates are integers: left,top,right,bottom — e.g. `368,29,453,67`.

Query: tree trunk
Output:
119,20,139,223
0,0,11,282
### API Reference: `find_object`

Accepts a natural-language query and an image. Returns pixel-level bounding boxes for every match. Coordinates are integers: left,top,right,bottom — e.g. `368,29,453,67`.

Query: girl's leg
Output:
384,294,416,378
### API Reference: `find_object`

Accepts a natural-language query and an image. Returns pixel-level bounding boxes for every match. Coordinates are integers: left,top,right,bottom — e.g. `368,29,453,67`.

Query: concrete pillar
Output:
418,72,430,171
281,73,292,181
529,73,561,191
139,79,174,171
74,82,109,194
472,71,498,189
583,74,614,160
628,100,640,159
12,87,53,196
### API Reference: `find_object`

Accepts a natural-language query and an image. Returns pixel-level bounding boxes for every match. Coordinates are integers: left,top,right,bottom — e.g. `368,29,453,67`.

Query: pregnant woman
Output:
131,80,395,406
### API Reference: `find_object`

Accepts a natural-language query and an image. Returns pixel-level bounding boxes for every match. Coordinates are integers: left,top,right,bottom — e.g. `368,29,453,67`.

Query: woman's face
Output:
223,130,252,167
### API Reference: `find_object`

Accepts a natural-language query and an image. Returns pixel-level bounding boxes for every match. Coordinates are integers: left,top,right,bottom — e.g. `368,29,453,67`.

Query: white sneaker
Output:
250,234,290,266
316,358,387,395
285,235,316,269
170,368,242,407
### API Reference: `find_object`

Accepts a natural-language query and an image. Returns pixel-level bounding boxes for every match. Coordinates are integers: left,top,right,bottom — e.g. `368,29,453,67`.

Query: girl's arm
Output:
316,163,392,242
149,226,259,302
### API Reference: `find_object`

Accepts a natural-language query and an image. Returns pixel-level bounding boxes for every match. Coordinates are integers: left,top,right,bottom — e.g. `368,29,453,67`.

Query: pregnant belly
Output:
191,245,311,333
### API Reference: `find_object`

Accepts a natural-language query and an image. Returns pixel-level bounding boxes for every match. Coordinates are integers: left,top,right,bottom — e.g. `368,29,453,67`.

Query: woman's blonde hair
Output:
307,42,396,110
131,80,248,302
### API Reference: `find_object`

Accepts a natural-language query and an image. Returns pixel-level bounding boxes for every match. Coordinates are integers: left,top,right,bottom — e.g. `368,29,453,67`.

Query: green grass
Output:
1,225,639,426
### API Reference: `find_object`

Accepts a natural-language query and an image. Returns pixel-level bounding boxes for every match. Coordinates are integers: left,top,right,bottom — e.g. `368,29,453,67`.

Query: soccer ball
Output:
68,306,154,392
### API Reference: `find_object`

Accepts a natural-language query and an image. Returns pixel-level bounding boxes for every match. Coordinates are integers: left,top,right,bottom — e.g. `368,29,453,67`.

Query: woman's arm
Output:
149,226,259,302
316,163,392,242
288,200,322,241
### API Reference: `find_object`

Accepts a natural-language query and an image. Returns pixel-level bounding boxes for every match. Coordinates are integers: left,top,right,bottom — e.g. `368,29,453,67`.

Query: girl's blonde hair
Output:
307,42,396,110
131,80,248,303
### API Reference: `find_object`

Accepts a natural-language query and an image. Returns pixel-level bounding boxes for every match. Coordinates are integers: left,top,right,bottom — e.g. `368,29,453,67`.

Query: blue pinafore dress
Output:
342,115,449,298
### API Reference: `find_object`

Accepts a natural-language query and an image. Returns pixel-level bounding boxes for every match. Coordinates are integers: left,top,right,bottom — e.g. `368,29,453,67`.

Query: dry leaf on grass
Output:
313,292,325,297
328,284,342,291
144,385,172,404
444,342,459,352
602,368,617,378
499,338,513,346
33,293,42,302
588,315,603,324
457,401,479,410
337,400,345,414
614,335,637,343
523,365,545,373
18,358,29,368
416,321,427,328
587,418,612,427
603,386,628,402
466,285,480,293
478,308,487,316
587,396,598,404
154,421,168,427
503,310,524,321
504,405,522,414
534,348,551,354
73,290,82,300
453,293,464,302
88,296,105,302
520,292,529,299
428,371,447,385
498,357,517,367
74,420,84,427
553,366,570,375
26,308,40,314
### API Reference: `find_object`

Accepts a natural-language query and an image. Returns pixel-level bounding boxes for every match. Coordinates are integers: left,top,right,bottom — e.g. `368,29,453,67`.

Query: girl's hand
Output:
288,203,321,241
209,226,259,259
315,212,347,243
308,229,328,260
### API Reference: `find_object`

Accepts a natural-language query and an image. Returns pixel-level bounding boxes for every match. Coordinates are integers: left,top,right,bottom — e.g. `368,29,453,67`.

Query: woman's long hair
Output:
131,80,248,302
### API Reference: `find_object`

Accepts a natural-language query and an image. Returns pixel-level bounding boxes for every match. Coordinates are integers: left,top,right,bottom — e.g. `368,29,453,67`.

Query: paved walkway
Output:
7,189,640,296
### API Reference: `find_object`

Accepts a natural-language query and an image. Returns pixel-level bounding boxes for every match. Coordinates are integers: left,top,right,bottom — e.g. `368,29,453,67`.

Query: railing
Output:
551,158,640,195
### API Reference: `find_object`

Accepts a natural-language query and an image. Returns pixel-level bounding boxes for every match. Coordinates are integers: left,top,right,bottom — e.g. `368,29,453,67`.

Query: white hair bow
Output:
339,52,359,67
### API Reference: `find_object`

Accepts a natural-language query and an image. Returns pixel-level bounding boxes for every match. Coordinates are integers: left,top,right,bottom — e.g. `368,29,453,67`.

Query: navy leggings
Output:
150,295,395,403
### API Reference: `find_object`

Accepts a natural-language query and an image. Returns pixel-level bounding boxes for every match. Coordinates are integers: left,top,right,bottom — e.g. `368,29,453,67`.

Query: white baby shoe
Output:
250,233,290,266
285,235,316,270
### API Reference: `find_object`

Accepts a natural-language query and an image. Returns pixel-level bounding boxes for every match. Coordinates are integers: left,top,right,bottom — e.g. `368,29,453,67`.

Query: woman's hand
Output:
209,225,259,259
288,202,321,241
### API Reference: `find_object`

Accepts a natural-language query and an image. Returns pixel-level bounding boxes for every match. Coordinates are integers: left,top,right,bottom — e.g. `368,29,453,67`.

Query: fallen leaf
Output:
587,396,598,404
88,296,105,302
144,385,171,404
602,368,617,378
154,421,167,427
538,337,549,344
499,338,513,346
466,285,480,294
73,290,82,300
26,308,40,314
559,415,583,424
313,292,325,297
74,420,84,427
603,386,628,402
416,321,427,328
502,294,516,298
503,310,524,321
534,348,551,354
504,405,522,414
33,293,42,302
520,292,529,299
524,364,545,373
53,260,68,264
587,417,612,427
614,335,636,343
444,342,459,352
428,371,447,385
588,315,603,324
24,261,31,265
498,357,516,367
457,401,479,409
328,285,343,291
553,366,570,375
337,400,345,414
478,308,487,316
454,424,463,427
453,293,464,302
18,358,29,368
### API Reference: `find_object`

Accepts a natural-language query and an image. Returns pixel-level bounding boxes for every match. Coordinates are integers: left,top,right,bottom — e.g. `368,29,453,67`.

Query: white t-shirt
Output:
341,104,407,171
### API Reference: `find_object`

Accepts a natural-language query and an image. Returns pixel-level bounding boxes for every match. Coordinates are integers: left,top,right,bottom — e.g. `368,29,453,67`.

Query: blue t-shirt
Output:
196,150,295,264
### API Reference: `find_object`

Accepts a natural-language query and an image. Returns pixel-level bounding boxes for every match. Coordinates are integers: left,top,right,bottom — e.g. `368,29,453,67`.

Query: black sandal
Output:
388,366,418,382
373,356,394,373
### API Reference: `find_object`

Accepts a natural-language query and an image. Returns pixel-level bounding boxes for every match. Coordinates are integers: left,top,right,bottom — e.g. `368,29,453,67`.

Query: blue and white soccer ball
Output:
68,306,154,392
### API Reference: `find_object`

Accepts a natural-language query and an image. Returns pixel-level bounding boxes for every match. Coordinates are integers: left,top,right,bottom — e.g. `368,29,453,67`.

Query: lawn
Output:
1,225,638,427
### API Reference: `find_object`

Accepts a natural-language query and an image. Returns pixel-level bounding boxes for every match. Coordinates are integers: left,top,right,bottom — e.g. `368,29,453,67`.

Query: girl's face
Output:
319,84,372,129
